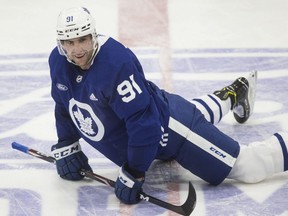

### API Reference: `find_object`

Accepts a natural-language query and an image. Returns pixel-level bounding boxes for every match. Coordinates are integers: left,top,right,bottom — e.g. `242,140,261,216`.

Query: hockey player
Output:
49,7,288,204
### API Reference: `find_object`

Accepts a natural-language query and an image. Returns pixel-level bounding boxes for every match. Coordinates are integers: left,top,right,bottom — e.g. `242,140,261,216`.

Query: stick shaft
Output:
11,141,196,215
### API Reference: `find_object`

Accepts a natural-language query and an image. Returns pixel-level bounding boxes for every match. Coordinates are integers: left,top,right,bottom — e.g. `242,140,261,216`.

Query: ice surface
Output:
0,0,287,215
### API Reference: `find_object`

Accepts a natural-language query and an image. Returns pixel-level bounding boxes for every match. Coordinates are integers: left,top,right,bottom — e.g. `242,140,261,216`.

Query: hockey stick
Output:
11,142,196,216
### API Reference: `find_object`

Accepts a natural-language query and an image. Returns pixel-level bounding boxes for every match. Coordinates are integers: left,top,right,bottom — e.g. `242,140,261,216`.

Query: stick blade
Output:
180,182,197,215
145,181,197,215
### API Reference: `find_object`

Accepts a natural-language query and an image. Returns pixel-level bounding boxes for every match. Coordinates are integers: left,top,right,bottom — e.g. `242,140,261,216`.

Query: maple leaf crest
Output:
73,107,96,135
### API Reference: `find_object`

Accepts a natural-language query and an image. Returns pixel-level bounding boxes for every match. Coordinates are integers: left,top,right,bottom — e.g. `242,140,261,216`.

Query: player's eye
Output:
79,37,87,43
63,40,74,46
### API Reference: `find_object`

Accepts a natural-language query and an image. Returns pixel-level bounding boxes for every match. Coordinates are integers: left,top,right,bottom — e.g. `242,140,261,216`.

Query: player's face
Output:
62,35,94,70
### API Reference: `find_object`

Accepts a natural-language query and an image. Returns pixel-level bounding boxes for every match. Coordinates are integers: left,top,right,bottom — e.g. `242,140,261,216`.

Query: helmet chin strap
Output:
86,42,99,68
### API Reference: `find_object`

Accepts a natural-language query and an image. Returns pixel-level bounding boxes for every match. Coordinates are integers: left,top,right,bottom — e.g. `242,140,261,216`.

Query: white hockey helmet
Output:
56,7,98,66
56,7,97,40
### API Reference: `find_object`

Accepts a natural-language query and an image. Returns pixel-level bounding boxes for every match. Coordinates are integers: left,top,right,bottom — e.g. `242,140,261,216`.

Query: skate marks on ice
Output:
0,49,288,215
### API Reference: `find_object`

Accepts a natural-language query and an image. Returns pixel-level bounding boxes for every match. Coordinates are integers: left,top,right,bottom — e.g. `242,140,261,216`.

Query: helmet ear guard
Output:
56,40,68,57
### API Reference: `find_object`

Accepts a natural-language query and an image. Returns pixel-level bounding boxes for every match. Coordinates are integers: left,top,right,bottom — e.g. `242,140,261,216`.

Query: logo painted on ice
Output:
69,98,105,141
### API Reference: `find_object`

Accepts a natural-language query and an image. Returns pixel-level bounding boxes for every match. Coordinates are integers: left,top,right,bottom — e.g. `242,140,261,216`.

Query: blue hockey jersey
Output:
49,35,170,172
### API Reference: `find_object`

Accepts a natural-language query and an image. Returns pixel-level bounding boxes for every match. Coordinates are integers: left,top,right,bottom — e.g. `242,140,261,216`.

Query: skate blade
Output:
246,70,258,115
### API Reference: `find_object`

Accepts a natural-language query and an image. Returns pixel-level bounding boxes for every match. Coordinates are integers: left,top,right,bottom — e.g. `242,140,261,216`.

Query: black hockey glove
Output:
51,140,92,181
115,162,145,204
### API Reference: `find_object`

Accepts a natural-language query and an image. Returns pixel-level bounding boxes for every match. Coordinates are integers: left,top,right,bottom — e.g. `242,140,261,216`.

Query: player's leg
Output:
190,93,230,125
167,105,240,185
173,126,240,185
228,132,288,183
191,71,257,124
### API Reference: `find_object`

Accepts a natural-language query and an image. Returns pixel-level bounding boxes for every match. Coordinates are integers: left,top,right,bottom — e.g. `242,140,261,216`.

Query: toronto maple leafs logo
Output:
73,107,96,135
69,98,105,141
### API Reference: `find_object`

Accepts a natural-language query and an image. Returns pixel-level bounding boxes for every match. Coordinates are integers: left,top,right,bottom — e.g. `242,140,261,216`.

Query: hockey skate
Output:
214,71,258,123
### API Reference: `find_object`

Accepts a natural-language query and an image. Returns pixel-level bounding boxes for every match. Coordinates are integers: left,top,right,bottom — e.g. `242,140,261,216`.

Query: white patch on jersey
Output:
159,126,168,147
89,93,98,101
76,75,83,83
56,83,68,91
69,98,104,141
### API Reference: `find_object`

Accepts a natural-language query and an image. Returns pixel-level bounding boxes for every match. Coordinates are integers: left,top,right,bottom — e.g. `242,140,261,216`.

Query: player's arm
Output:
49,52,92,180
49,50,81,143
50,88,92,181
109,61,162,204
110,62,162,171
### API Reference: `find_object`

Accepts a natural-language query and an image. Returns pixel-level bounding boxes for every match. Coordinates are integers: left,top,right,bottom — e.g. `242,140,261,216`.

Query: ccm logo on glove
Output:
119,168,136,188
52,141,81,159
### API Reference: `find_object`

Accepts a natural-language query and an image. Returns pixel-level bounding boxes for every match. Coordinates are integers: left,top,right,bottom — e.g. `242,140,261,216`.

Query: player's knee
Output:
228,144,271,183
